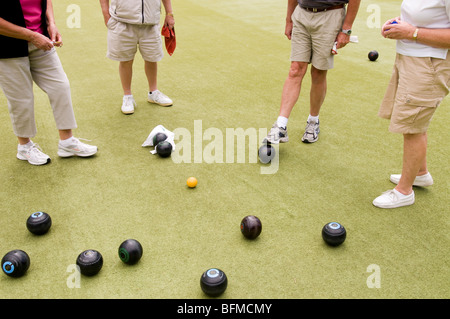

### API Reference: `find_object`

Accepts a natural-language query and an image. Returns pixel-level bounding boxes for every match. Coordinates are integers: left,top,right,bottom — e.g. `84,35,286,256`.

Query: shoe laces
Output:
66,137,92,150
123,96,136,106
305,121,318,132
27,142,41,153
152,90,169,100
382,190,397,200
25,143,47,158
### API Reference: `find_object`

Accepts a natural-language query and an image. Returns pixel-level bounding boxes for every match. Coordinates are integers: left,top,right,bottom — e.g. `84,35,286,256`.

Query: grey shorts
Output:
106,18,163,62
290,5,345,70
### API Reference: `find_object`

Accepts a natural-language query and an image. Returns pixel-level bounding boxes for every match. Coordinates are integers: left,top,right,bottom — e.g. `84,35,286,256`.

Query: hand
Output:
47,23,63,47
285,21,293,40
382,18,415,40
164,14,175,29
336,32,350,49
29,31,54,51
103,13,111,27
381,16,400,36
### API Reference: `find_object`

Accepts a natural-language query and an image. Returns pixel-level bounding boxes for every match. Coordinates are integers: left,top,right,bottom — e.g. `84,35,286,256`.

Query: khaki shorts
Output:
379,53,450,134
107,18,163,62
290,5,345,70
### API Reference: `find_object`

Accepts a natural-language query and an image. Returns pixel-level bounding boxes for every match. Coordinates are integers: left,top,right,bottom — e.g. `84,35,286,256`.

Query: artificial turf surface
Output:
0,0,448,299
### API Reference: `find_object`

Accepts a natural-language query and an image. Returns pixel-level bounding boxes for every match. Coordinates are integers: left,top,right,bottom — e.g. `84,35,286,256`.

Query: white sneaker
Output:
57,137,98,158
148,90,173,106
262,122,289,144
121,95,136,114
17,142,51,165
390,172,433,187
373,189,415,209
301,119,320,143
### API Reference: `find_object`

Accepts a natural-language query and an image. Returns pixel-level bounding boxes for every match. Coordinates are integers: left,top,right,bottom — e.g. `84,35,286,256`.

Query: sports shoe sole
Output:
301,136,318,143
372,199,415,209
17,153,51,165
301,129,320,143
262,137,288,144
121,110,134,115
148,100,173,107
57,149,97,158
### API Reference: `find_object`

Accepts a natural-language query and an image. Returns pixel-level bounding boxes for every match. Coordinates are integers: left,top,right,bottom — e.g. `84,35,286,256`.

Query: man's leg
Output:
279,61,309,118
119,60,134,95
119,60,136,114
145,60,158,93
146,60,173,106
301,66,327,143
264,61,308,144
309,66,328,117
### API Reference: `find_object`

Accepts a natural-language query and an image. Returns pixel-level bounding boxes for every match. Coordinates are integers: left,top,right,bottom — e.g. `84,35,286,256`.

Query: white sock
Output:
276,116,288,128
308,114,319,123
124,94,133,98
18,140,33,149
60,136,75,147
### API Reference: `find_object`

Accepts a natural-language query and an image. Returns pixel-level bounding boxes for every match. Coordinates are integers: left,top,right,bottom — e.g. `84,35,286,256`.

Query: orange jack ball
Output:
187,177,198,188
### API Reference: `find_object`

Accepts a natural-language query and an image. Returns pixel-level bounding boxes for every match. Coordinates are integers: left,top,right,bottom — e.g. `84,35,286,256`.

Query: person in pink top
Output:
0,0,98,165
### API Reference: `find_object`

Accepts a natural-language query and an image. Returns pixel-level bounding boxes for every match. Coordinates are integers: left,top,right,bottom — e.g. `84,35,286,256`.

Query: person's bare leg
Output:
145,61,158,93
278,61,308,118
119,60,134,95
395,132,428,195
58,129,73,141
18,137,31,145
309,66,328,117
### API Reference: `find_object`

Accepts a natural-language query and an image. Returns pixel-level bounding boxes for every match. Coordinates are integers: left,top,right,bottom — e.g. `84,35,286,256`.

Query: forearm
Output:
286,0,298,22
162,0,173,15
342,0,361,30
415,28,450,49
99,0,110,20
0,17,33,41
46,0,56,27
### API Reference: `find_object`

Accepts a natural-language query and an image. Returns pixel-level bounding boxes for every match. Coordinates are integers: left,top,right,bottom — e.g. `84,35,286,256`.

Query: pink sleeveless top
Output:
20,0,44,34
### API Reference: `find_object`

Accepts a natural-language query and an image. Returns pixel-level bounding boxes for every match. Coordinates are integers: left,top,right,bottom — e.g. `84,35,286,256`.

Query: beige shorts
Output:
379,53,450,134
107,18,163,62
290,5,345,70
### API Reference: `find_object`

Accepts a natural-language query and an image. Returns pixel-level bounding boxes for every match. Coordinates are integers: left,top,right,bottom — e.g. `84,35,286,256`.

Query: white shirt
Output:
397,0,450,59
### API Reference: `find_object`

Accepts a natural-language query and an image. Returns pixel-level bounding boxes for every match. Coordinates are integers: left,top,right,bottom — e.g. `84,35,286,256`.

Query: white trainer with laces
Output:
148,90,173,106
263,122,289,144
17,142,51,165
301,119,320,143
372,189,415,209
57,137,98,158
121,95,136,114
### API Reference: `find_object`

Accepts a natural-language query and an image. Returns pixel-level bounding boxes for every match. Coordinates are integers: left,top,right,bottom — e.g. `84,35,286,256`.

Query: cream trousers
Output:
0,43,77,138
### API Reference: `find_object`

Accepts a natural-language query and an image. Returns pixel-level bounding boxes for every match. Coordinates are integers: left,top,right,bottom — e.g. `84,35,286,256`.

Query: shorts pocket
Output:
404,93,442,108
107,17,118,30
393,93,440,126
